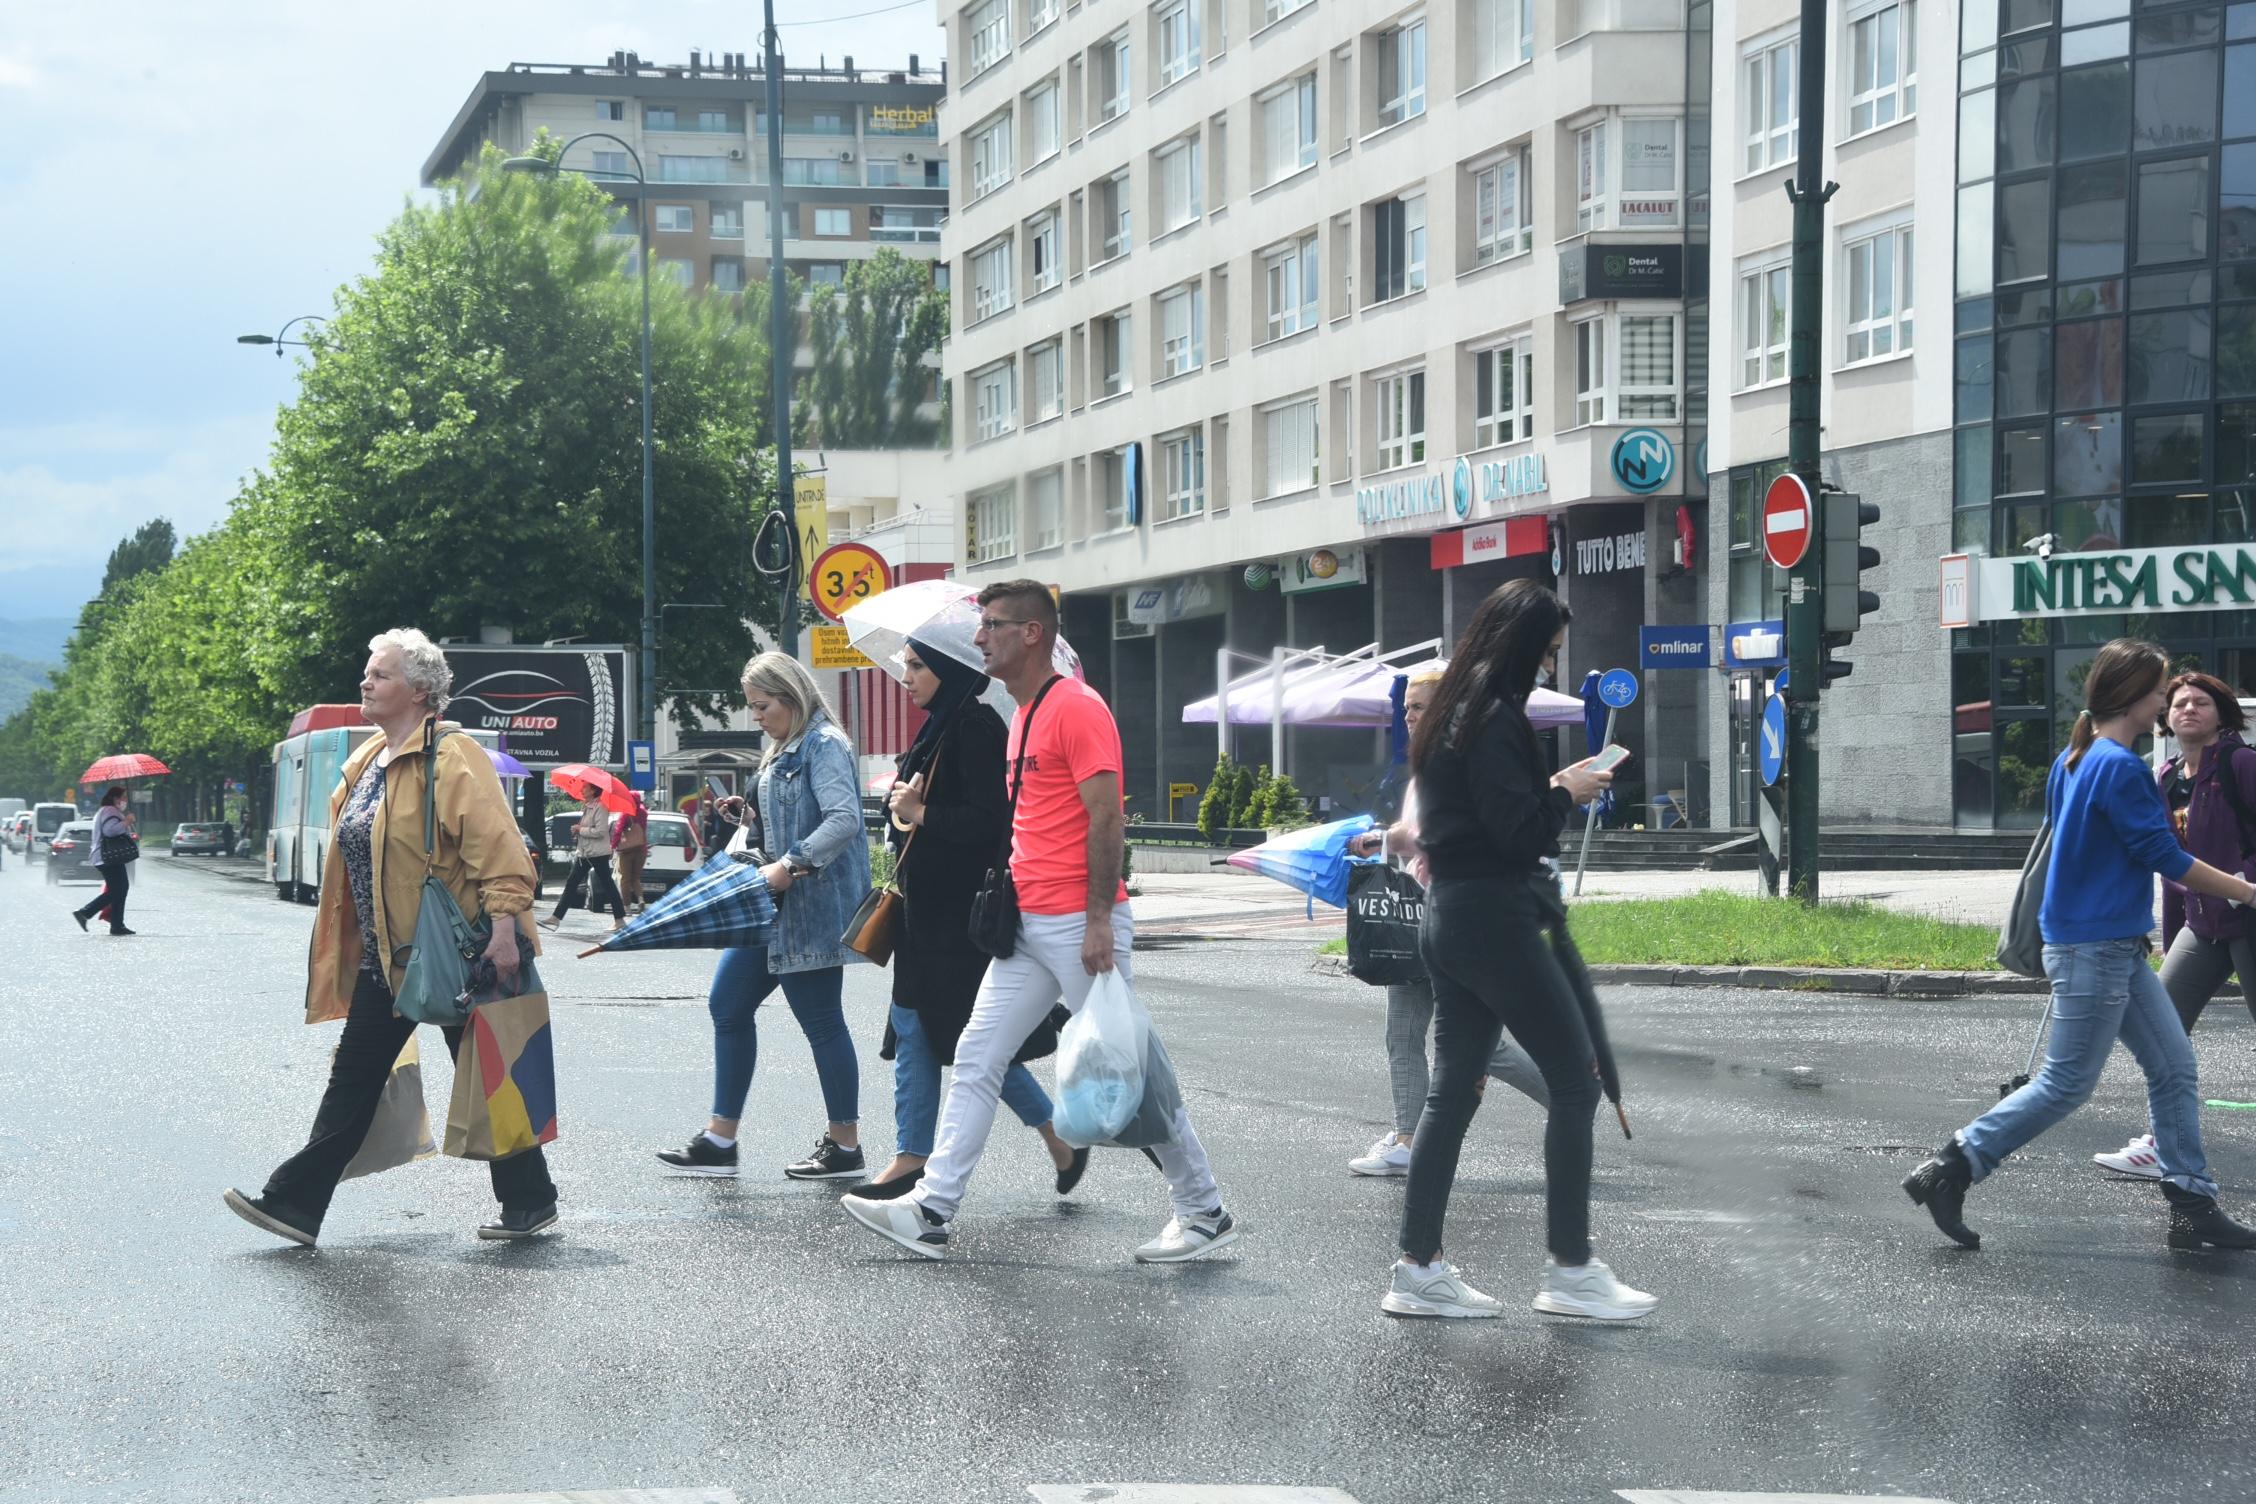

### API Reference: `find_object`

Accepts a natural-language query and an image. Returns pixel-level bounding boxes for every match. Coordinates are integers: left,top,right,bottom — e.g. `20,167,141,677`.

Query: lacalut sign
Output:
1945,543,2256,622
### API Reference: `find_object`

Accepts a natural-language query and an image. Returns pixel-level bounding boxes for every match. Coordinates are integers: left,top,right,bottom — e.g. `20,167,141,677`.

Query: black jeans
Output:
76,863,129,931
1400,876,1603,1267
264,969,556,1224
551,855,623,923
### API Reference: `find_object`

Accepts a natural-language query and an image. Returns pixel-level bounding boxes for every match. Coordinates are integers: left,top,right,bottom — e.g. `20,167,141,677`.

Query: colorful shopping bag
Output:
340,1036,438,1181
444,977,559,1162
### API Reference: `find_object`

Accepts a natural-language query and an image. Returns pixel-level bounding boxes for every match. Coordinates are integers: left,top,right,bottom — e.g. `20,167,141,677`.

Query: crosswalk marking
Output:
1618,1492,1958,1504
1030,1489,1362,1503
419,1490,739,1504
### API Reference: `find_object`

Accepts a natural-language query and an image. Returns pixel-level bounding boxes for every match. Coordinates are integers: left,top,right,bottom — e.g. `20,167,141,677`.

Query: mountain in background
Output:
0,653,55,721
0,617,73,665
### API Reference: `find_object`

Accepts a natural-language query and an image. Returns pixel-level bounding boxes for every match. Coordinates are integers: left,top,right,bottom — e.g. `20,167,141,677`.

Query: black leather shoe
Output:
73,911,89,932
223,1188,319,1247
2164,1184,2256,1249
1056,1146,1091,1196
109,927,136,936
477,1202,559,1241
855,1167,925,1201
1902,1141,1981,1249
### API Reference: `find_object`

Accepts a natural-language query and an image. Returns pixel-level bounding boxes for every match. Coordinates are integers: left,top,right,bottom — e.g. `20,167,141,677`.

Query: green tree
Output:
1195,754,1235,840
801,249,949,448
99,518,176,595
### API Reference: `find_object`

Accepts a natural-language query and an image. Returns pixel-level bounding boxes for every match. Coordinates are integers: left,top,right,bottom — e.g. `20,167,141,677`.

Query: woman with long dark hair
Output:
1382,579,1655,1321
1904,639,2256,1251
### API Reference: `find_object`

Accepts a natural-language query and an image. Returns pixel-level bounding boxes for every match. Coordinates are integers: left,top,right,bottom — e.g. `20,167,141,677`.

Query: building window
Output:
711,259,745,293
1474,341,1535,447
1266,0,1312,21
1096,31,1133,123
1470,0,1533,79
1618,117,1681,228
1028,211,1061,293
598,100,625,121
971,111,1014,200
1030,340,1064,422
969,482,1016,563
660,258,695,289
1378,16,1428,126
1260,74,1320,185
1025,467,1064,549
646,106,679,131
974,360,1018,442
1160,284,1206,376
1574,318,1608,424
660,156,732,183
1160,429,1207,519
1264,233,1319,341
698,110,730,133
1845,223,1915,364
711,206,744,238
969,0,1012,77
1739,258,1791,388
1026,81,1061,163
1848,0,1917,137
809,263,846,286
1575,122,1607,232
1097,169,1133,259
1099,448,1132,529
803,208,846,238
1157,137,1203,233
1619,313,1679,418
970,238,1015,323
1099,309,1132,395
1372,193,1428,303
1743,36,1798,172
1263,394,1321,495
593,150,631,178
1473,148,1532,264
1027,0,1059,34
1374,369,1427,470
655,205,695,234
1158,0,1202,86
782,158,853,185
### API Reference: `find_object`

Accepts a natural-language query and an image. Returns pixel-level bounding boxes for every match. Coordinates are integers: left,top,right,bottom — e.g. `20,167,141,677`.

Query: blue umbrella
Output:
1577,671,1615,823
574,849,775,958
1226,814,1376,916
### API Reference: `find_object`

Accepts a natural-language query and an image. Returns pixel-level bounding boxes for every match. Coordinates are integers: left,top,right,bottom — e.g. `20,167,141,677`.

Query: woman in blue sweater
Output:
1904,638,2256,1252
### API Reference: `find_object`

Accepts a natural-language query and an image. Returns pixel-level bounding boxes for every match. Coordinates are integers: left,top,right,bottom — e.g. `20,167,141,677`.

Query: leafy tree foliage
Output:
800,249,948,448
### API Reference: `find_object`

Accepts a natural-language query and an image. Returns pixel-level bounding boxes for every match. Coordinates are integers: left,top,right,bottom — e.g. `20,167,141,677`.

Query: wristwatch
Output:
784,856,816,878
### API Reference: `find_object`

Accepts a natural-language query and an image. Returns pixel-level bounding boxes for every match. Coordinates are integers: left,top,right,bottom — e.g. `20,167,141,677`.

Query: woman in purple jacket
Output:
2094,670,2256,1178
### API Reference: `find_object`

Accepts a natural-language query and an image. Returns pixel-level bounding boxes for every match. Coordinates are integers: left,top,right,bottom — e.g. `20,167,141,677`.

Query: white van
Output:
31,802,79,856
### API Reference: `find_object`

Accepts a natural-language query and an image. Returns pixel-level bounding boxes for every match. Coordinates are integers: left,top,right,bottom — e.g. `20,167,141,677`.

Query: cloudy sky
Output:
0,1,945,621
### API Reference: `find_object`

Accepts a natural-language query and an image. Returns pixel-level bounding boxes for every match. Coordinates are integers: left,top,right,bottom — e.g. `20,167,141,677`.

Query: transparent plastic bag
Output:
1052,970,1150,1147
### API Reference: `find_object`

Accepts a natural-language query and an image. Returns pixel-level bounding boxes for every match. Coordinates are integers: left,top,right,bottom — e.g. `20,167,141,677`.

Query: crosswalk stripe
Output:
1030,1489,1363,1503
1617,1492,1958,1503
418,1490,740,1504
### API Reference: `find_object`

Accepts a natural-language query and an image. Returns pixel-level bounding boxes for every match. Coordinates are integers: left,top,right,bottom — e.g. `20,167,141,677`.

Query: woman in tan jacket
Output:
224,627,553,1247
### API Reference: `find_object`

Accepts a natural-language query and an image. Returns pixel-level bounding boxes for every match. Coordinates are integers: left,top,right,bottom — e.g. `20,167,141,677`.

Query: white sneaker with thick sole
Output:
2094,1132,2162,1179
1133,1209,1239,1263
1380,1259,1503,1318
1349,1135,1413,1178
841,1192,950,1259
1532,1258,1658,1320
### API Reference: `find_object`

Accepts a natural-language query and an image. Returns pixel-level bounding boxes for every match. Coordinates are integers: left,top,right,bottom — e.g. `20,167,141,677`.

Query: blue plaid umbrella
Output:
1225,814,1375,916
574,850,775,958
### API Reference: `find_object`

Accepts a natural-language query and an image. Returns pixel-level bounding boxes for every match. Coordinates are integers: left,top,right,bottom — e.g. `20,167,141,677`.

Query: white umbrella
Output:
840,578,1080,718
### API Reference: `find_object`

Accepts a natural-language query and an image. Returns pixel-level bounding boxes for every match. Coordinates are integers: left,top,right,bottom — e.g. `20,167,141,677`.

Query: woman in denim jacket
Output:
656,652,874,1182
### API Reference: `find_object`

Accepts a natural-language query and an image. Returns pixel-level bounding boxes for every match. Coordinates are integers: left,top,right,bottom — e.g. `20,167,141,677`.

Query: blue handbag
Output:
392,726,492,1026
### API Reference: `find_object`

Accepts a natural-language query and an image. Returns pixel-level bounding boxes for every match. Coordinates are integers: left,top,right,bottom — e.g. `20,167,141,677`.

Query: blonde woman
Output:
656,653,874,1181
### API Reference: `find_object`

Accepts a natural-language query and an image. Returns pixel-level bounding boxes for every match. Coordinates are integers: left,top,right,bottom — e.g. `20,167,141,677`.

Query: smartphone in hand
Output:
1588,743,1633,774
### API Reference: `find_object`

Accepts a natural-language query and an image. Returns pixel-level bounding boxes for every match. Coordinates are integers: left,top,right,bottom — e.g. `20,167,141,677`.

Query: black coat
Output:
886,702,1060,1065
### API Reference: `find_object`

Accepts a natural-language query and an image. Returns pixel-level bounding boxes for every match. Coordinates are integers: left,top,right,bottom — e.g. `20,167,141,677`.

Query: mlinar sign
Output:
1957,543,2256,620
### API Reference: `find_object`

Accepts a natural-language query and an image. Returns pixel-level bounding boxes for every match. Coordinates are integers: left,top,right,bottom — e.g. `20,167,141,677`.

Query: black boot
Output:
1902,1140,1981,1249
2163,1183,2256,1250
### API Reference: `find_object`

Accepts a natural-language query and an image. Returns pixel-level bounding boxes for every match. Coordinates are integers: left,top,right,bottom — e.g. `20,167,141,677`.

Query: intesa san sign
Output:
1950,543,2256,622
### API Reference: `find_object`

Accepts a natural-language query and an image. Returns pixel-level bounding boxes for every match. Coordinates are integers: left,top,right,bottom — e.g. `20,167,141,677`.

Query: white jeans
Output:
911,906,1223,1225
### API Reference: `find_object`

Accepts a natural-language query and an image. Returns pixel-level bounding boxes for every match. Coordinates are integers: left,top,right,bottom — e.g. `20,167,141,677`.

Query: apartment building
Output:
935,0,1714,820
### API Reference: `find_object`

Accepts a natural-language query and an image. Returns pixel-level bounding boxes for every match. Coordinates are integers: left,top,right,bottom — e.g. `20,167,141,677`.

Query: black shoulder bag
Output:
968,675,1062,960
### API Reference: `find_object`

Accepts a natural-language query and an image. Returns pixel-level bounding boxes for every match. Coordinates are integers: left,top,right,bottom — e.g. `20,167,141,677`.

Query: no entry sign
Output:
1762,473,1814,571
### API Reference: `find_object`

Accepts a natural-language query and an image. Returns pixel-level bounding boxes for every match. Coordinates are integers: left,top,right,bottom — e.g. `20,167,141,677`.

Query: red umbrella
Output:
79,753,171,783
548,763,636,814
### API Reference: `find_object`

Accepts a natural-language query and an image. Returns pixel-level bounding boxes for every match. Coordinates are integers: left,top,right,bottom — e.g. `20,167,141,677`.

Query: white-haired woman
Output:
225,628,553,1246
657,652,874,1181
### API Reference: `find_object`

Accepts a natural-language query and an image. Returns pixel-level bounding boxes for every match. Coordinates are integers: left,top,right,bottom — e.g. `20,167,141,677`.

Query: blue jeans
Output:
708,947,856,1125
889,1003,1051,1158
1958,938,2218,1199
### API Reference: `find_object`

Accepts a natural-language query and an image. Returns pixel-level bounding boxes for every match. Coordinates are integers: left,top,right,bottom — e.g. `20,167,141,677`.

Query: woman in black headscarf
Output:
857,637,1088,1199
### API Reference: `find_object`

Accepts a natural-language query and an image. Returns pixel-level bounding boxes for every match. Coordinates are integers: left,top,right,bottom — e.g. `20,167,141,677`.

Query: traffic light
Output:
1820,492,1880,687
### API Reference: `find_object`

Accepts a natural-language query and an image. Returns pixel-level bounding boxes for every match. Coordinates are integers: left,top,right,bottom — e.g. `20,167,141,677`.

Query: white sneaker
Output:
1532,1257,1658,1321
1349,1135,1412,1178
2094,1132,2163,1179
1133,1208,1239,1263
841,1192,950,1259
1380,1259,1503,1319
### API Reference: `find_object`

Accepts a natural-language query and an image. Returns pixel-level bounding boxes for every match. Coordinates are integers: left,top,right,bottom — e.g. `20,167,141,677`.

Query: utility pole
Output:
1783,0,1836,904
763,5,800,658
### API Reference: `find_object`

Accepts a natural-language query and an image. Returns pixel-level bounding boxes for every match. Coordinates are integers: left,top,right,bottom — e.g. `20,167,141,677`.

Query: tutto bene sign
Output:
1951,543,2256,621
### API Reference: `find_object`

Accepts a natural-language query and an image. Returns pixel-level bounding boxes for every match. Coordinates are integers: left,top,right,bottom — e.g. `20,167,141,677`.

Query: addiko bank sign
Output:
1940,543,2256,625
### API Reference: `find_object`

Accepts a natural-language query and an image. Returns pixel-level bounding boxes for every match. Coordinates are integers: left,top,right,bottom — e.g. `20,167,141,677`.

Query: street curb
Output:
1307,953,2045,996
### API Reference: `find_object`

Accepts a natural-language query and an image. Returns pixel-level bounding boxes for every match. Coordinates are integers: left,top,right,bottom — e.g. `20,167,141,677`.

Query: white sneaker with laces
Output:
1532,1257,1658,1321
1133,1209,1239,1263
2093,1132,2162,1179
1380,1259,1503,1318
841,1192,950,1259
1349,1135,1412,1178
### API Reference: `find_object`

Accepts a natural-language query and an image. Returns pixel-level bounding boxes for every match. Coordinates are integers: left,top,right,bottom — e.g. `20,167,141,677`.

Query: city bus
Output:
265,706,498,903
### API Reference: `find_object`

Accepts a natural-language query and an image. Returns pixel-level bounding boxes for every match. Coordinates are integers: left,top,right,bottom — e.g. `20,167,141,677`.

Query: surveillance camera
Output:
2031,532,2058,563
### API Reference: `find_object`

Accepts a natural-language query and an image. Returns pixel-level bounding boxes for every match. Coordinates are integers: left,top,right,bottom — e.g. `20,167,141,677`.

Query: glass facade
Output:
1952,0,2256,827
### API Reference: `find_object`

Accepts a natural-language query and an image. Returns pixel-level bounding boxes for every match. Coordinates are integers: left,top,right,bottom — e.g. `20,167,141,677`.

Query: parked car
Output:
169,821,234,856
639,811,700,895
44,821,102,885
4,811,31,853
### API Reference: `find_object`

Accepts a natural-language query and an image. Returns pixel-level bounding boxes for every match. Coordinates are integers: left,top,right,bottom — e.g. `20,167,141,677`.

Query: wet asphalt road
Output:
3,852,2254,1504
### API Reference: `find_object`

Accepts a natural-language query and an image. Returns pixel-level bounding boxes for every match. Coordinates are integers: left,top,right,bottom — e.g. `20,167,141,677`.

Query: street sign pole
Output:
1784,0,1837,906
1573,706,1617,898
1573,668,1639,896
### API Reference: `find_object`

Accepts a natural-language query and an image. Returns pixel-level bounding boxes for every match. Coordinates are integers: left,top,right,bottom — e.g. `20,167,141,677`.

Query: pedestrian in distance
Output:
224,627,555,1247
841,579,1239,1264
541,789,625,932
1346,668,1550,1178
1904,638,2256,1252
2095,671,2256,1179
613,790,650,913
71,786,136,936
1382,579,1656,1322
858,636,1086,1202
655,652,873,1182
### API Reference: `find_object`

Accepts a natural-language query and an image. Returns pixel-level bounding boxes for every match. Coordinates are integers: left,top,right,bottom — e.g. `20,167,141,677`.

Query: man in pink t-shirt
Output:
843,579,1236,1266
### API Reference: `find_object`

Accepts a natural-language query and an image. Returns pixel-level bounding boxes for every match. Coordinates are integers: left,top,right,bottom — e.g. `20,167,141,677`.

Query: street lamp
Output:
236,314,327,357
501,134,658,751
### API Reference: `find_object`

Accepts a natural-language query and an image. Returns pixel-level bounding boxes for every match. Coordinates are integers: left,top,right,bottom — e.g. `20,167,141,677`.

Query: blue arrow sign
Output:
1597,667,1639,709
1759,694,1787,787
